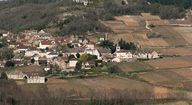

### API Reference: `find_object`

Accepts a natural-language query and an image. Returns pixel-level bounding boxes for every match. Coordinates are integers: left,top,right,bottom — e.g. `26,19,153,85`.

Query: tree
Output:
100,40,116,53
0,38,7,48
75,61,82,72
79,54,89,62
76,53,80,58
108,64,121,74
0,72,8,80
0,48,14,60
68,55,75,60
31,58,35,64
4,61,15,68
119,39,137,50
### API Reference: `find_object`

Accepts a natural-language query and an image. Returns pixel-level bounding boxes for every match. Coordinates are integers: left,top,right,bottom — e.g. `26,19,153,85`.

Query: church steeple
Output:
116,41,120,52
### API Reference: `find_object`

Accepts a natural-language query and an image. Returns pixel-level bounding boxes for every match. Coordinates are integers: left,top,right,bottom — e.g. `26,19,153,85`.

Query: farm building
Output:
24,71,45,84
6,70,46,84
6,71,26,80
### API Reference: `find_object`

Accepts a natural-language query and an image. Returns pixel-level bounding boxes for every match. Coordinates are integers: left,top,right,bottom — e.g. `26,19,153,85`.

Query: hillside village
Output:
1,11,192,84
0,19,160,83
2,0,192,105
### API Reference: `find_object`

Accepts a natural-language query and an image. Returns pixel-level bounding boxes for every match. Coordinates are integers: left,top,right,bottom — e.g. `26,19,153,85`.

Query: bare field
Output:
141,13,169,26
108,33,169,47
152,26,188,46
102,15,146,34
145,57,192,69
158,47,192,56
46,76,182,99
149,38,170,47
173,27,192,44
114,16,140,27
139,68,192,90
46,76,153,94
117,61,153,72
101,20,134,33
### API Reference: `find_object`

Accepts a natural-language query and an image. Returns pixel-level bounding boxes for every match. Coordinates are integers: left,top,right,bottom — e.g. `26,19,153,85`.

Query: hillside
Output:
0,0,191,34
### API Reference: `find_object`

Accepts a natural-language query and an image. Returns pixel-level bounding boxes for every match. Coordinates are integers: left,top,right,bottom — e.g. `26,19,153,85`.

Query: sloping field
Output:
47,76,154,97
173,27,192,44
46,76,187,100
108,33,170,47
145,57,192,69
101,20,134,33
108,33,135,42
139,68,192,90
152,26,188,46
102,15,146,34
141,13,169,26
115,16,140,27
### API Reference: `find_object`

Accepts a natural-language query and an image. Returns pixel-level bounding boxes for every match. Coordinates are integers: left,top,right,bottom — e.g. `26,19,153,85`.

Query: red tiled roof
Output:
40,40,52,45
54,37,63,44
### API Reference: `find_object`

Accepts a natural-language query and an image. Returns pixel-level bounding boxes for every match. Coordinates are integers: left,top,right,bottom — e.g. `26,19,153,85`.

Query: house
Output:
63,48,84,57
0,61,5,68
114,45,133,59
12,54,24,62
86,44,95,50
6,71,26,80
84,48,101,60
82,60,96,69
5,70,46,83
68,58,78,68
9,42,20,49
25,50,38,57
33,54,41,65
97,47,113,62
54,37,63,45
2,32,10,37
73,0,89,6
52,56,68,70
46,52,58,59
24,71,45,84
37,30,51,40
151,51,160,59
16,45,29,53
14,61,24,66
112,58,121,62
38,40,54,49
38,57,48,65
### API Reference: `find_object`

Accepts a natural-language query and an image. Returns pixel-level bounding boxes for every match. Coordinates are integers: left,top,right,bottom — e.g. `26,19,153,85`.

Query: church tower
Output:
116,42,121,52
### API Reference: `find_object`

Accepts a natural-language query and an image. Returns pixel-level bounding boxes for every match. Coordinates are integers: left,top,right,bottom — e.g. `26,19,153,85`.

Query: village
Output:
1,10,192,85
2,0,192,105
0,24,160,83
